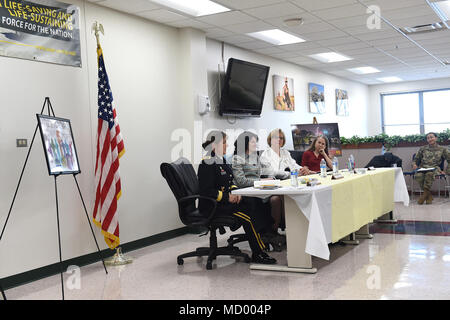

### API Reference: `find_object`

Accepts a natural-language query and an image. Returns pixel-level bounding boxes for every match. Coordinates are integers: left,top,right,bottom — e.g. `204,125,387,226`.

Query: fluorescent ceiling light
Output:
427,0,450,27
348,66,381,74
150,0,230,17
247,29,305,46
377,76,402,83
309,52,352,63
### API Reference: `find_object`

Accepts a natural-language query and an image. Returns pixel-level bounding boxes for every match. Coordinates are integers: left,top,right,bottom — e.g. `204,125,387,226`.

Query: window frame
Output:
381,88,450,135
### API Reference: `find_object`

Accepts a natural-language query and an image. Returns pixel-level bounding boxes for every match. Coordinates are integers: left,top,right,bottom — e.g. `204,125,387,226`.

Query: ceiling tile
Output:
222,20,274,34
136,9,186,23
214,0,286,10
96,0,160,13
214,34,255,44
310,4,368,20
243,2,304,19
380,5,436,21
301,29,348,41
290,0,358,12
316,36,361,47
165,19,214,30
196,11,257,26
264,12,321,28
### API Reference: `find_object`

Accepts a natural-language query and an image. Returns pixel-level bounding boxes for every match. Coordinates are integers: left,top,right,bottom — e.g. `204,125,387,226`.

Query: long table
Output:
232,168,410,273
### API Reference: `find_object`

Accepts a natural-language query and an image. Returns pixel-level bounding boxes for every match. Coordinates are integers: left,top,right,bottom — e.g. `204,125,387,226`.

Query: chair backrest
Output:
160,157,199,224
365,152,402,168
289,150,304,167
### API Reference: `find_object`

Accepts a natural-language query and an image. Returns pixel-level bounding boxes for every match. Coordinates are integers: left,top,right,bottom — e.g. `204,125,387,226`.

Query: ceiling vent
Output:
400,22,446,34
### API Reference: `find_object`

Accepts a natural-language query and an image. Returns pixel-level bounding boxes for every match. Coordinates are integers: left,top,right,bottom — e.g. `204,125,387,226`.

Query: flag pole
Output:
91,21,133,266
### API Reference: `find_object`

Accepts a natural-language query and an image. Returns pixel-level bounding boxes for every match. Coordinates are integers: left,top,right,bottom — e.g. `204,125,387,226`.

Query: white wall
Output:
367,77,450,135
202,39,370,153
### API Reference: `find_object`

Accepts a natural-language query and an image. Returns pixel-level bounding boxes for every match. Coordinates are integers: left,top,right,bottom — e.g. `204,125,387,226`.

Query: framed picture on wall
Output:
336,89,349,116
308,82,325,114
273,75,295,111
36,114,81,176
291,122,342,158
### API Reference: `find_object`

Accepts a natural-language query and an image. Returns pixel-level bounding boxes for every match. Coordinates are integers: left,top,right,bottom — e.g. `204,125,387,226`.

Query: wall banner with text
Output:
0,0,81,67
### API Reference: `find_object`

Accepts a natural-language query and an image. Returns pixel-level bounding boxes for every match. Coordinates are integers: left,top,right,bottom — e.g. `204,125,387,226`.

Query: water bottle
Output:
350,154,355,170
381,144,386,155
347,157,352,171
332,156,339,174
320,159,327,178
290,170,298,187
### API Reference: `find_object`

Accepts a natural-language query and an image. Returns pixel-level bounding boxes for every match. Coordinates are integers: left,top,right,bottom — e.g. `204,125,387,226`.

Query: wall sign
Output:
0,0,81,67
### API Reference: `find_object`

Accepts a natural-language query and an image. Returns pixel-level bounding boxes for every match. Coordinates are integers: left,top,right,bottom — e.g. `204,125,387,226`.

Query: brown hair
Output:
267,128,286,148
307,135,329,155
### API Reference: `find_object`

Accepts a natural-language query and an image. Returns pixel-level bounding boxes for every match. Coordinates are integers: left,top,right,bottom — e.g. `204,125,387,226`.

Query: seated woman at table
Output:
231,131,285,251
198,130,276,264
412,132,450,205
301,135,333,172
260,128,312,179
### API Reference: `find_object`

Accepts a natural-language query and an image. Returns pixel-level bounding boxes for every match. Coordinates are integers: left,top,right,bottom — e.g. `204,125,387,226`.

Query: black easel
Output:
0,283,5,300
0,97,108,301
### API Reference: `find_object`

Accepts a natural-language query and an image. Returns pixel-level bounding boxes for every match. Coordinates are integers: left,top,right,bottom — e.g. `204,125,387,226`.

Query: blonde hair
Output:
267,128,286,148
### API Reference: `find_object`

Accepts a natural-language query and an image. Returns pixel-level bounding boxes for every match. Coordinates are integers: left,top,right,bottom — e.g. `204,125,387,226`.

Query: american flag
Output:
92,45,125,250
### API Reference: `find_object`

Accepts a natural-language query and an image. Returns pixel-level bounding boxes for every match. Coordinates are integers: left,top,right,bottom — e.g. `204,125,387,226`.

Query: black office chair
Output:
160,157,251,270
289,150,304,167
365,152,403,168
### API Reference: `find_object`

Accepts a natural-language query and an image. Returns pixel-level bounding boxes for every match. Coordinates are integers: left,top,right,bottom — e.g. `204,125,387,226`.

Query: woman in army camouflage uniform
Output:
413,132,450,204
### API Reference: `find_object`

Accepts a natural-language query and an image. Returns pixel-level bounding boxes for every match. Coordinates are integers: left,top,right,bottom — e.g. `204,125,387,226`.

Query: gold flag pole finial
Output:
91,21,104,46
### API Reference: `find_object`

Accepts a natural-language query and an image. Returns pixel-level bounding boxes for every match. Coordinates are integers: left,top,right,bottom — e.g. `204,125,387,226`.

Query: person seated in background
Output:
197,130,276,264
231,131,286,251
301,135,333,172
412,132,450,205
260,128,311,180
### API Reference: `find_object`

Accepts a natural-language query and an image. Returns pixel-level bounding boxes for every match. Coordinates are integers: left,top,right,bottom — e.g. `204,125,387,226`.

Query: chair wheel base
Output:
177,258,184,265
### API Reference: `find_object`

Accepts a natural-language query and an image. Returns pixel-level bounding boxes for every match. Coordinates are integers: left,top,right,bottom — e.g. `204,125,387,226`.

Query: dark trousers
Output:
216,200,266,253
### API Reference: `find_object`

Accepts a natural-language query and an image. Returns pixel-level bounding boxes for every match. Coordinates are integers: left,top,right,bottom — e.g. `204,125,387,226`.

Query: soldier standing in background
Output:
413,132,450,204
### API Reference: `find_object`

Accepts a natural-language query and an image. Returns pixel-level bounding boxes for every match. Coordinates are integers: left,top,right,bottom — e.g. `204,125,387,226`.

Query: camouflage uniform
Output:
414,144,450,190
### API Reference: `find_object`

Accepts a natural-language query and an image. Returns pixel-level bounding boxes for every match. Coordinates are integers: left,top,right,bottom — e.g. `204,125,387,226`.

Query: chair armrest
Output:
178,195,218,224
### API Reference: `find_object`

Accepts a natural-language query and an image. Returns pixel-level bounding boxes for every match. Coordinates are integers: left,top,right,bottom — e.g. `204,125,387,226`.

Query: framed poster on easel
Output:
291,122,343,157
36,114,81,175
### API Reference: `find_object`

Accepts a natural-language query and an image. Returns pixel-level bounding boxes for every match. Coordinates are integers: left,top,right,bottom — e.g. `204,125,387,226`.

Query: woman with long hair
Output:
301,135,333,172
231,131,286,251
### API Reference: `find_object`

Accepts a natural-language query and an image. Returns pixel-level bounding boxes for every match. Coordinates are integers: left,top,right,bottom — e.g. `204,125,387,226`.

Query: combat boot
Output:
425,189,433,204
417,191,426,205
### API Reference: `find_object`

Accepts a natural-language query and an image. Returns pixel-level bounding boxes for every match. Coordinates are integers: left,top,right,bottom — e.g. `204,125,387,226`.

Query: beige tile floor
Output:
4,196,450,300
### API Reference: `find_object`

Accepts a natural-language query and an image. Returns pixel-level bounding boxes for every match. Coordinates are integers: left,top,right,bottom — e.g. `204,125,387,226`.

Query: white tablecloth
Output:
233,168,410,260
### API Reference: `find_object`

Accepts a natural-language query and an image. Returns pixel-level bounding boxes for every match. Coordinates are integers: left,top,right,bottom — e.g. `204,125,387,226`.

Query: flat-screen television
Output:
219,58,270,117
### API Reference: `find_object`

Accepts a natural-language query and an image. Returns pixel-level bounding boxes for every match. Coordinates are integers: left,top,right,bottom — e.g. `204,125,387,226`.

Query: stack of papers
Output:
254,180,281,189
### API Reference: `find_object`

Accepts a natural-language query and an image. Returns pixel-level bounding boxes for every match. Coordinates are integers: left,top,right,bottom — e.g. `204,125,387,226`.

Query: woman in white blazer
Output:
260,128,310,179
260,129,310,238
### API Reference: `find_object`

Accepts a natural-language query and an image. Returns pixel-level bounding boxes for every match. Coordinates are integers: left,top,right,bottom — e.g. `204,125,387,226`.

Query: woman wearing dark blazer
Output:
197,130,276,264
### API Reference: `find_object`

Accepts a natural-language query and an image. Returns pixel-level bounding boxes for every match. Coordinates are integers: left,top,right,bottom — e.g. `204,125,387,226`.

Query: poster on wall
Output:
308,82,325,114
273,75,295,111
0,0,81,67
37,114,80,175
291,122,342,157
336,89,349,116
